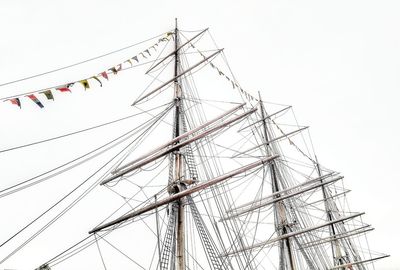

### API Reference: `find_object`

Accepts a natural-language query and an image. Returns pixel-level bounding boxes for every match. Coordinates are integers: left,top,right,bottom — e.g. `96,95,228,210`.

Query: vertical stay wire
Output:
95,234,108,270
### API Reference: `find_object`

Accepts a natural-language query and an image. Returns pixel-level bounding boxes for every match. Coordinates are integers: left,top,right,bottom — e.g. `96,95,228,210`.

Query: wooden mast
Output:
258,92,296,270
173,18,185,270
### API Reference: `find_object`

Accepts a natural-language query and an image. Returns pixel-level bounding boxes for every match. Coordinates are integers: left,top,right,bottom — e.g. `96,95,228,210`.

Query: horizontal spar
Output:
329,255,390,270
146,28,209,74
301,226,374,249
299,190,350,208
113,103,245,174
233,126,309,157
90,155,279,234
238,106,292,132
221,176,343,221
226,172,337,214
222,212,365,256
101,107,257,185
132,49,223,105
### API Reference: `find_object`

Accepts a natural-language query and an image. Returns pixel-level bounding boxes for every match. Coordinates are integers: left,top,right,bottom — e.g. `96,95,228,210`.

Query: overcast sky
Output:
0,0,399,269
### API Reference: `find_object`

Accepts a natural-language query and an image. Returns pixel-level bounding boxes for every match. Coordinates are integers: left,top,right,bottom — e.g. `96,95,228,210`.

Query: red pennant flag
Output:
8,98,21,108
27,94,44,108
100,71,109,80
57,87,71,92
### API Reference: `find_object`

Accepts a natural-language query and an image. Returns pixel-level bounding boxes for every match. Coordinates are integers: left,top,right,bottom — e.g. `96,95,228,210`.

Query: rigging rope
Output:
0,103,174,263
95,234,108,270
0,31,170,88
0,101,171,153
0,103,172,198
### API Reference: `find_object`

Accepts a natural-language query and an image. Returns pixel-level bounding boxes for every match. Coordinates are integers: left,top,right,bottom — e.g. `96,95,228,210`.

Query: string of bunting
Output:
190,42,314,165
270,118,316,165
3,32,174,109
189,43,258,102
186,43,314,164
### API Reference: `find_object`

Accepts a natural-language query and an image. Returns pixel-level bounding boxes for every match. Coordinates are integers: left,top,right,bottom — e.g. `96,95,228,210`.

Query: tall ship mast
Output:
0,21,388,270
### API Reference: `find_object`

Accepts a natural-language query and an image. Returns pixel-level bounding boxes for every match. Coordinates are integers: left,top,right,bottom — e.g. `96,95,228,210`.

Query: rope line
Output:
0,31,170,88
0,101,171,153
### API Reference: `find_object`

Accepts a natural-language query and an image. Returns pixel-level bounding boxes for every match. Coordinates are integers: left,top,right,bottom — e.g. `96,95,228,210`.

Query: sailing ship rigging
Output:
0,20,388,270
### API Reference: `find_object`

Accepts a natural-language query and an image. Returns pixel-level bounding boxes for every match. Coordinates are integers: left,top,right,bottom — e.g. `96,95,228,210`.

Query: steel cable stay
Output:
94,233,108,270
1,22,389,270
0,102,174,264
180,60,258,270
44,167,172,268
0,100,172,154
0,102,174,198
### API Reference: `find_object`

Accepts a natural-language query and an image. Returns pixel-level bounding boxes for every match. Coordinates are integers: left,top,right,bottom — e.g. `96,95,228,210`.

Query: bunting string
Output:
270,117,316,165
189,43,258,102
1,32,173,109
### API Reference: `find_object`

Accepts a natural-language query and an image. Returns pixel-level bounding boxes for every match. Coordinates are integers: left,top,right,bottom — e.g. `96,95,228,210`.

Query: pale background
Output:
0,0,399,269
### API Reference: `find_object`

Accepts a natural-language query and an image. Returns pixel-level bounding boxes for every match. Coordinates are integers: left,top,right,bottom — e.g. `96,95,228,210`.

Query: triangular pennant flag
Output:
80,79,90,90
8,98,21,108
57,86,72,92
100,71,109,80
91,76,102,87
210,63,215,68
132,55,139,63
116,64,122,71
27,94,44,108
218,70,224,76
109,67,118,75
144,49,151,56
225,75,230,81
124,59,133,67
154,43,159,47
40,90,54,100
140,52,147,59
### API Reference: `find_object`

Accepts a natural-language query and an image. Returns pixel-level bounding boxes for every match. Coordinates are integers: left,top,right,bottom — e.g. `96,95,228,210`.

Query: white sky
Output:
0,0,399,269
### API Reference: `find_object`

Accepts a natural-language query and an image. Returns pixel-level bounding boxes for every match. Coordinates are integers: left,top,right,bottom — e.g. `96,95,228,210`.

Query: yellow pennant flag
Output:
80,79,90,90
124,59,133,67
40,89,54,100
